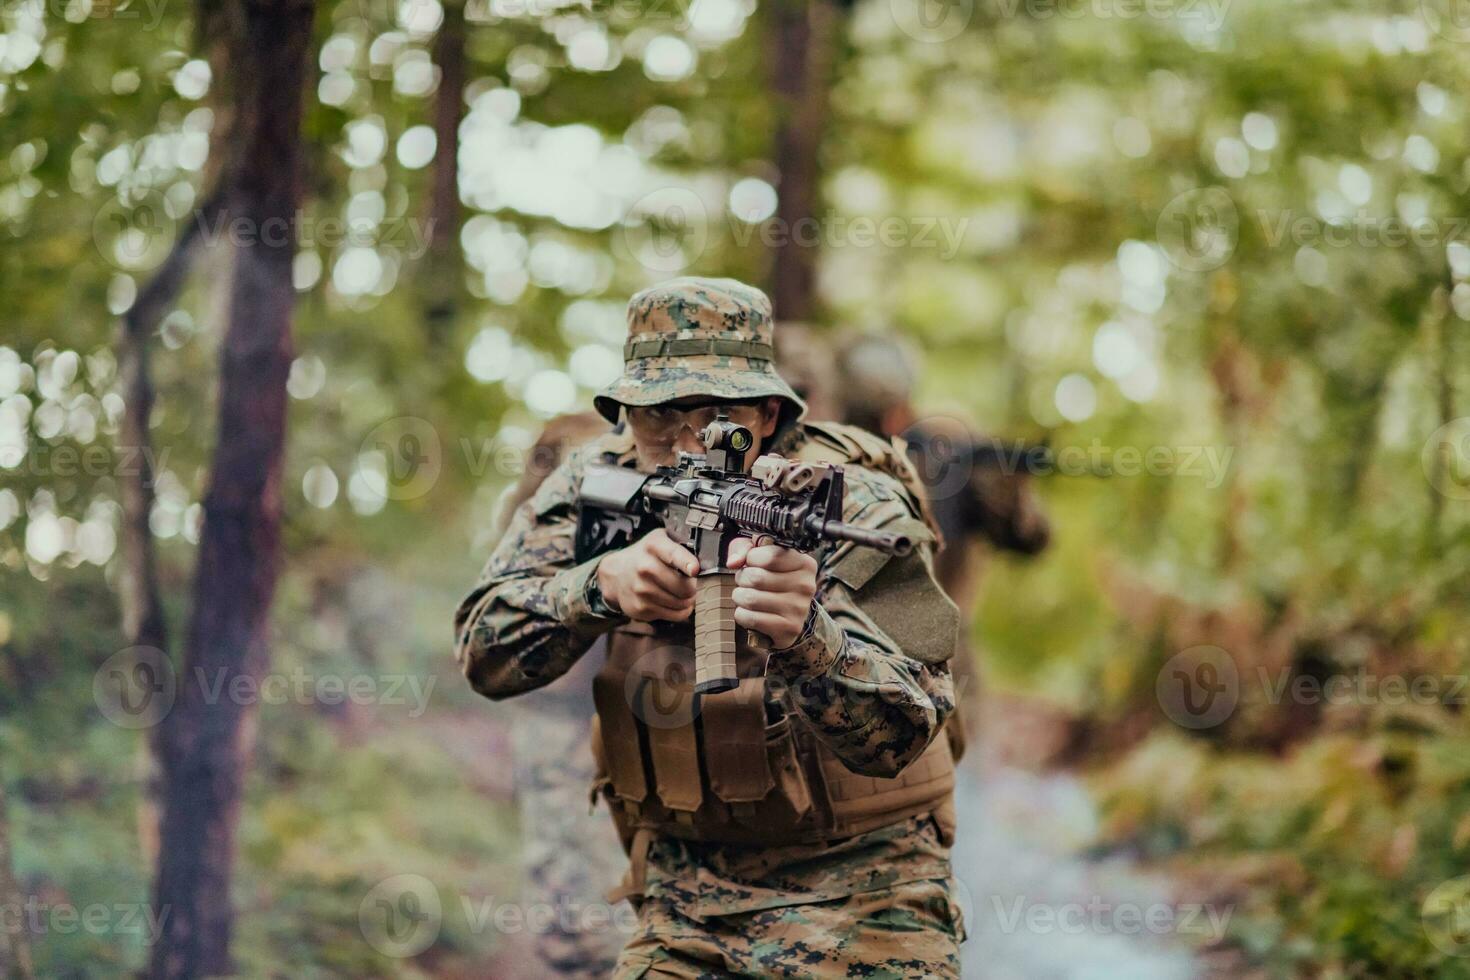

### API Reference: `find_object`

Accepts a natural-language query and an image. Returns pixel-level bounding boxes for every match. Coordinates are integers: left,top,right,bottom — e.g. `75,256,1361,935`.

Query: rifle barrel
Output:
813,519,913,557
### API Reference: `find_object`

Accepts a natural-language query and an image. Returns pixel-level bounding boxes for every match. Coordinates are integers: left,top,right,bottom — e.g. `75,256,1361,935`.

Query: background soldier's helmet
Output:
774,321,841,422
835,332,923,434
594,277,808,430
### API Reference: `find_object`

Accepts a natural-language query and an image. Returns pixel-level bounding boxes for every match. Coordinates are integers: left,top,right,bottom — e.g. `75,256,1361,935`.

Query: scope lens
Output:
730,429,750,451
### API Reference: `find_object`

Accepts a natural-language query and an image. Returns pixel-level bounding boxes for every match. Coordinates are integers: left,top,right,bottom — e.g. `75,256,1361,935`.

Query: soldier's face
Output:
627,397,781,470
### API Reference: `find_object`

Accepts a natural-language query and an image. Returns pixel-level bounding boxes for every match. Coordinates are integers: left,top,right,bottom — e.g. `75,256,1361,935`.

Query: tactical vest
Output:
588,422,957,848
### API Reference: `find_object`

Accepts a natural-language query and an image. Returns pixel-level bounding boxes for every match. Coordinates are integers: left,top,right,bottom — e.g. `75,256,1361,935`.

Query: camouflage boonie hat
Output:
594,277,808,426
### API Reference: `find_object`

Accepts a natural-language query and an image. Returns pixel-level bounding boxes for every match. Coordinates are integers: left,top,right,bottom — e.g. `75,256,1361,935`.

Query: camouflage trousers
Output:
613,878,964,979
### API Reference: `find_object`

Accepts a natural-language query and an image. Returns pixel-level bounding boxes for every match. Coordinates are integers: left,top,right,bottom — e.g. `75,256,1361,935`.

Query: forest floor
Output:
952,759,1200,980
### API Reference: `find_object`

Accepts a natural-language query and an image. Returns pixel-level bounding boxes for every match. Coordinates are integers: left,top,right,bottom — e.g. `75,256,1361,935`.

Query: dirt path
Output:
952,763,1199,980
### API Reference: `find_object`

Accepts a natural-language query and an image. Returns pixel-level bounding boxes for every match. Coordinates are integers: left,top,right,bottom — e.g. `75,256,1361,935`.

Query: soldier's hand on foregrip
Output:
595,529,699,623
726,538,818,651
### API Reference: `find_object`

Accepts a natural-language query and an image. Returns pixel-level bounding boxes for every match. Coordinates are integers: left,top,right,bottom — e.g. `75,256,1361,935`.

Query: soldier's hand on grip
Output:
596,528,699,623
727,538,818,650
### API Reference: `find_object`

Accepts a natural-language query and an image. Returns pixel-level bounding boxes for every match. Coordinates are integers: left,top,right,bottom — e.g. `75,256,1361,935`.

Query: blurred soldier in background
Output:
493,325,841,977
773,321,842,421
493,411,623,978
838,335,1051,757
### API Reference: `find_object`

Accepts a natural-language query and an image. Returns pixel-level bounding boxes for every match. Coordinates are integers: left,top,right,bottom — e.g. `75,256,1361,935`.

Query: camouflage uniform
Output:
456,278,964,977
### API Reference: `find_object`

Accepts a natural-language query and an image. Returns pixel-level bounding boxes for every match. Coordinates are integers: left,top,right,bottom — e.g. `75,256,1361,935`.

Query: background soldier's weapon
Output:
576,413,913,695
904,429,1115,478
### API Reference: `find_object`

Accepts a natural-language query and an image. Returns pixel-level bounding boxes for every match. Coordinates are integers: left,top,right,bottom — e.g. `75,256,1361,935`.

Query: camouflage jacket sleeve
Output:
768,468,960,779
453,444,625,700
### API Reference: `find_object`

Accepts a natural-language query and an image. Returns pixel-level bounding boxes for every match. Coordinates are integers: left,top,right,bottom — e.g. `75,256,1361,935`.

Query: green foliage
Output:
4,0,1470,973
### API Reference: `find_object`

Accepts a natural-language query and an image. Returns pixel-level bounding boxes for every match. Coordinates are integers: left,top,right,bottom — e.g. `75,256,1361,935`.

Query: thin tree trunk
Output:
0,782,34,980
119,191,226,868
1429,277,1456,543
147,0,315,974
424,0,466,345
765,0,841,322
118,192,226,660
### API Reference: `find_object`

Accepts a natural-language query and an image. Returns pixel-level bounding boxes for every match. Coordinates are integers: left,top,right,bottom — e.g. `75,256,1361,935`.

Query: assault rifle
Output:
576,413,912,695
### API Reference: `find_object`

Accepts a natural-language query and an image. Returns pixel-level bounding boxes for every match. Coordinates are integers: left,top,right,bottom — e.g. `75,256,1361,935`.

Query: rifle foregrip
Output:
693,572,739,695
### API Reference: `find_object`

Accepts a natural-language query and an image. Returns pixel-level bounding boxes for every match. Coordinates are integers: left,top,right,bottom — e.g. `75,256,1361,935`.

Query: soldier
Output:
837,335,1051,758
455,277,965,977
497,331,842,977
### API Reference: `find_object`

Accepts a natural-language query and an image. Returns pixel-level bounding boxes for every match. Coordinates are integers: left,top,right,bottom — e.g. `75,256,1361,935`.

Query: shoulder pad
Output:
794,422,943,546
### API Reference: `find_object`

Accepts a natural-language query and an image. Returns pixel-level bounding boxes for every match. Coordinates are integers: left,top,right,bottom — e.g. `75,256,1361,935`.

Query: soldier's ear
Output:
758,397,780,438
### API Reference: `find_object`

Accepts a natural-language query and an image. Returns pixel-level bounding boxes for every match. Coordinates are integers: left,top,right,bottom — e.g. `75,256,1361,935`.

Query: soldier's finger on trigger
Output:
638,555,697,598
725,537,753,567
653,533,700,576
634,580,696,614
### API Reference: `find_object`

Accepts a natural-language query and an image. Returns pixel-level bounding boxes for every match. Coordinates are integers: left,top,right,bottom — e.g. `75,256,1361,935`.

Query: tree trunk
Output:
0,783,35,980
147,0,315,975
424,0,467,346
765,0,841,322
119,191,226,868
